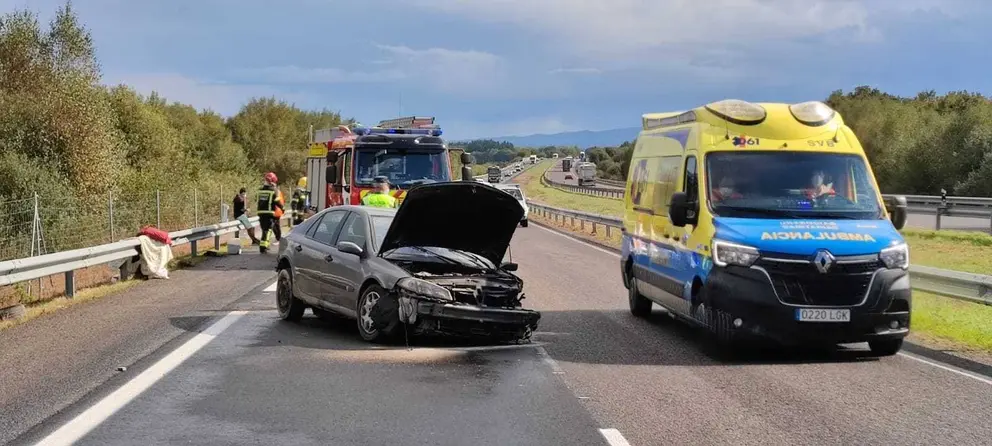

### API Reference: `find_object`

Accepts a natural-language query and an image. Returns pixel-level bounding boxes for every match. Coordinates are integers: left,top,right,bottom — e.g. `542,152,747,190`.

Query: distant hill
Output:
464,127,640,149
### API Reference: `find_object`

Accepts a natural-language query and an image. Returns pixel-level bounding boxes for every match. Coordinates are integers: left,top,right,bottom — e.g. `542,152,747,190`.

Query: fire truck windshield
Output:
353,148,451,188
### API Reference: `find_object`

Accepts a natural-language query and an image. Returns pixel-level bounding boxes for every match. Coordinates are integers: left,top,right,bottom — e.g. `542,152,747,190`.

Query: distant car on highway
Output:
493,183,529,227
275,182,540,344
564,174,574,180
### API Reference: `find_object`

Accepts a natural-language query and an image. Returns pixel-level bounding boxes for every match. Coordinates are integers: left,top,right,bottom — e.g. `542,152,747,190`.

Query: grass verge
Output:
0,280,140,331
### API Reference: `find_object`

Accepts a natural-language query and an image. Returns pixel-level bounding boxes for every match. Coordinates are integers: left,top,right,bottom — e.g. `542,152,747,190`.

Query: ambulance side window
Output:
683,156,697,202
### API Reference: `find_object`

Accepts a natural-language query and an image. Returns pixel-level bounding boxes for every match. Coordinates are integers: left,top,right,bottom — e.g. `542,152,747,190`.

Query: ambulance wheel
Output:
627,272,652,318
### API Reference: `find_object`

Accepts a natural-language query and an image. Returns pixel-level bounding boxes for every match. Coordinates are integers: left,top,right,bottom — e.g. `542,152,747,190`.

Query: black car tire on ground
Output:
357,284,399,343
276,269,305,322
869,339,903,356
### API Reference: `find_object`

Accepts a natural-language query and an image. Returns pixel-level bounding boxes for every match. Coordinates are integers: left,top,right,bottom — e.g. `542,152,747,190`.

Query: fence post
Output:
65,270,75,298
156,190,161,229
194,189,199,227
109,191,115,242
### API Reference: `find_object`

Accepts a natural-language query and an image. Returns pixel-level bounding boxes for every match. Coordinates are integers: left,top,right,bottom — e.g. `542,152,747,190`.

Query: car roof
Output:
319,205,398,218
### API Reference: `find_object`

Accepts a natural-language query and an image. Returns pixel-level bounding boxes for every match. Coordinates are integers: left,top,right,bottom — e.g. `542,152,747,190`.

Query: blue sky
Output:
4,0,990,140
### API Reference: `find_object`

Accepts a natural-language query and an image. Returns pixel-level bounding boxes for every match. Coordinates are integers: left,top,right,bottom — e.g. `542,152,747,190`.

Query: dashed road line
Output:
262,281,277,292
536,345,565,375
599,428,632,446
34,311,247,446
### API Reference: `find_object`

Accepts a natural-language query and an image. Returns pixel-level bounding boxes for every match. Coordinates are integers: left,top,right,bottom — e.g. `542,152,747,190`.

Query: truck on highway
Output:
529,155,537,164
487,165,502,183
576,162,597,186
305,116,472,210
621,99,910,357
561,157,572,172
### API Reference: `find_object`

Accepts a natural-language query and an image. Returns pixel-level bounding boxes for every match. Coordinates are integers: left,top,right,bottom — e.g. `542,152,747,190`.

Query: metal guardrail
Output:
527,200,992,306
542,167,992,231
0,216,284,297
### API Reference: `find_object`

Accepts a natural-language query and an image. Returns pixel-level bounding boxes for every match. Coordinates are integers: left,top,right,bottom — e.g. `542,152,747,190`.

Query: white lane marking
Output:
35,311,247,446
599,428,632,446
535,221,992,387
533,223,621,259
897,351,992,386
262,281,277,292
536,345,565,375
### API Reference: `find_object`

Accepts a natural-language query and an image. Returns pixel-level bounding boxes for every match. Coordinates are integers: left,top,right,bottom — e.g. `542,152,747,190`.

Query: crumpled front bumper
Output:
398,296,540,339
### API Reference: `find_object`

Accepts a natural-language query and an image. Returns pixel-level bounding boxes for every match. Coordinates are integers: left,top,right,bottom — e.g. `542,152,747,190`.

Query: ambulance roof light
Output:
355,126,443,137
789,101,836,127
704,99,766,125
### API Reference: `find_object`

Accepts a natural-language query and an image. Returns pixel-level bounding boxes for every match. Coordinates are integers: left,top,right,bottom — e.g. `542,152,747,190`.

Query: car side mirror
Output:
669,192,697,227
336,241,364,257
500,262,518,272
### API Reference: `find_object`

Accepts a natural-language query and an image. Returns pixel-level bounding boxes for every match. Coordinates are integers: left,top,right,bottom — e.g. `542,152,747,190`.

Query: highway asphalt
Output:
3,227,992,445
544,162,990,232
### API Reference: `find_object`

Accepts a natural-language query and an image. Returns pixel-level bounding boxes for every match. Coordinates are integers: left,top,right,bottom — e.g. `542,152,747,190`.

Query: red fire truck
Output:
305,116,472,211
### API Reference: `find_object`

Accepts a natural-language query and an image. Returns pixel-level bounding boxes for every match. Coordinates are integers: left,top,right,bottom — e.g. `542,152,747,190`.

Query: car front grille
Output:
754,254,884,306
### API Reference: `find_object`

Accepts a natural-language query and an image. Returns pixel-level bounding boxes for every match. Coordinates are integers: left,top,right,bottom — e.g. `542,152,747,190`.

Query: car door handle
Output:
324,255,334,262
294,245,302,252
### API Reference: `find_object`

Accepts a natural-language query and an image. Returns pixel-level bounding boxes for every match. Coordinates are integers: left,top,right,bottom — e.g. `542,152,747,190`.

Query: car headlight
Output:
712,239,760,267
879,243,909,270
396,277,453,301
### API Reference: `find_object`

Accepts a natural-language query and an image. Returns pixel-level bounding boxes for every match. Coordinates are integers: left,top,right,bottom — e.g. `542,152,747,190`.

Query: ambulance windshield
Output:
705,151,884,220
354,149,451,188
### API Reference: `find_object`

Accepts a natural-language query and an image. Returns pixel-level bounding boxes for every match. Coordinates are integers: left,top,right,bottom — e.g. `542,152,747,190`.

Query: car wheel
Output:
357,284,399,343
520,219,529,227
627,272,652,318
276,269,305,322
868,339,903,357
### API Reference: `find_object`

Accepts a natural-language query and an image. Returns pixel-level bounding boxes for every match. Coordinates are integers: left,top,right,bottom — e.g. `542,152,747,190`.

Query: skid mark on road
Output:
34,311,246,446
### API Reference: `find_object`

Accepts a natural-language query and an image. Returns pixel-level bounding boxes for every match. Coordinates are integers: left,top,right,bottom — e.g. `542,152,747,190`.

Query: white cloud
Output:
411,0,955,59
232,65,406,84
104,73,306,116
549,67,602,75
374,44,509,97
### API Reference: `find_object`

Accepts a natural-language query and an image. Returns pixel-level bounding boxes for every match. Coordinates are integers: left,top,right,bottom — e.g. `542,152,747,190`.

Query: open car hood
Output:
377,182,524,266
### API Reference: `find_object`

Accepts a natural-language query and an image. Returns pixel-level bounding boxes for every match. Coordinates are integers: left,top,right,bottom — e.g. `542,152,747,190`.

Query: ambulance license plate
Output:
795,308,850,322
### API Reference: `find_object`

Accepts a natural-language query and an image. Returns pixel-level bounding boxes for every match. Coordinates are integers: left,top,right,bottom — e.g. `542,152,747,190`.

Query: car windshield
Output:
371,215,393,250
354,148,451,188
706,151,884,220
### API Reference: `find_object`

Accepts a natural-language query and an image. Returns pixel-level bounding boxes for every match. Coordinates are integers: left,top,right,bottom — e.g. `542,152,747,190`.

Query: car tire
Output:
868,339,903,356
520,219,529,227
276,269,305,322
627,272,652,318
357,284,399,343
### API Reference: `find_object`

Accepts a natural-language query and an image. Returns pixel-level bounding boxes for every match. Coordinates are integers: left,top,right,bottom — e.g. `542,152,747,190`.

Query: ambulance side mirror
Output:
325,165,338,184
669,192,697,227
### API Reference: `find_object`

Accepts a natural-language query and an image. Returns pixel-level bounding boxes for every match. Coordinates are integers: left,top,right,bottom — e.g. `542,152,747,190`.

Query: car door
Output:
299,210,348,306
326,212,371,311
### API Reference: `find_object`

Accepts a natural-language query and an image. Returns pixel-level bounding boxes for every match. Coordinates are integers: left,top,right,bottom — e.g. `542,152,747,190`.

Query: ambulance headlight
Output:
712,239,760,267
704,100,766,125
789,101,836,127
880,243,909,270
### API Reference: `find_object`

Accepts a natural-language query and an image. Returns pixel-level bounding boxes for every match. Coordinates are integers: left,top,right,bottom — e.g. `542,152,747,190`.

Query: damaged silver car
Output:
275,182,540,344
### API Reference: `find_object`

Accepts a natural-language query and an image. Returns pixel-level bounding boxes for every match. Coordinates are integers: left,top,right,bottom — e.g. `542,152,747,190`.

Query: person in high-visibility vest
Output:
290,176,310,225
256,171,285,253
361,176,398,208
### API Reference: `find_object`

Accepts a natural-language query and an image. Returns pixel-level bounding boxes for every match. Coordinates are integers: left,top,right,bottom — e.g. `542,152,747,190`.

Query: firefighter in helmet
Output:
361,176,398,208
290,176,310,226
257,171,285,253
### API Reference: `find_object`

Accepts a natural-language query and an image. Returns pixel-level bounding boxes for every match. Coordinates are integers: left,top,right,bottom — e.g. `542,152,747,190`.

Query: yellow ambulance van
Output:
619,99,911,356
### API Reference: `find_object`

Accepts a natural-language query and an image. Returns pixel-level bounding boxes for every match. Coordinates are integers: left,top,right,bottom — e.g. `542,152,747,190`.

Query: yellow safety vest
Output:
361,192,397,208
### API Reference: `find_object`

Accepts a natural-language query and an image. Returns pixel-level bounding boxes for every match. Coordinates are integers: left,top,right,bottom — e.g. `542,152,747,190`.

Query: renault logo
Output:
813,250,835,273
